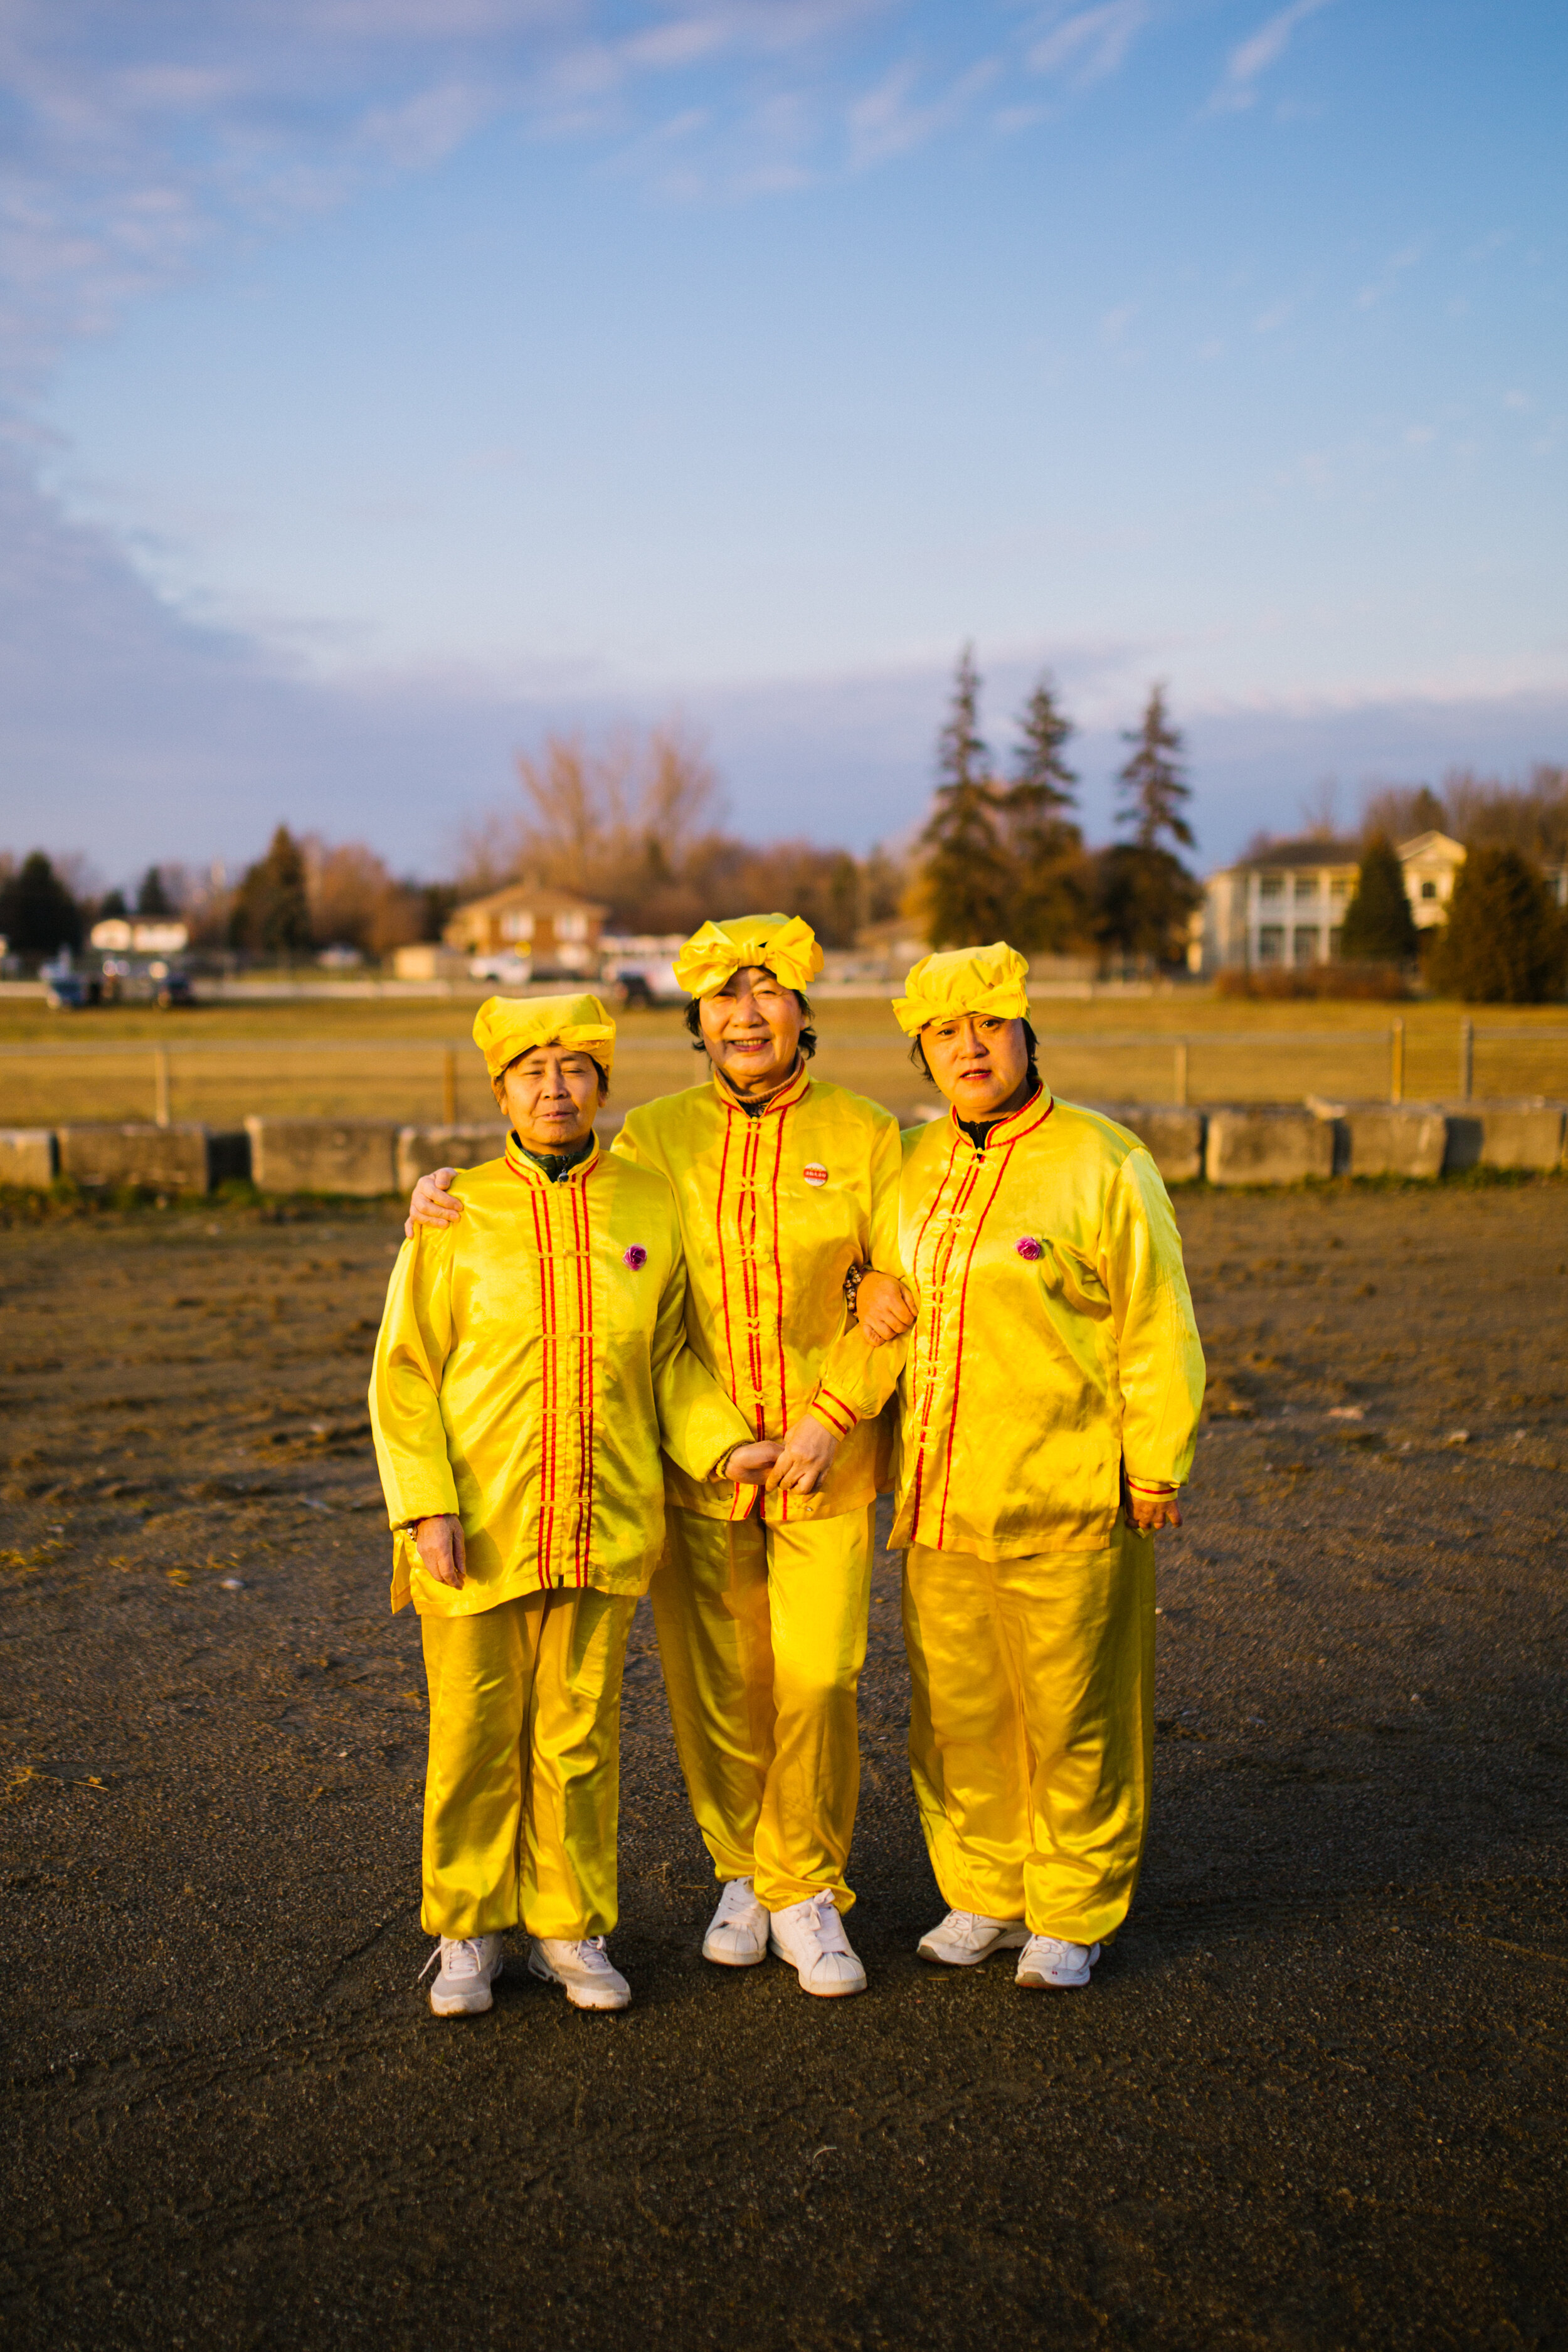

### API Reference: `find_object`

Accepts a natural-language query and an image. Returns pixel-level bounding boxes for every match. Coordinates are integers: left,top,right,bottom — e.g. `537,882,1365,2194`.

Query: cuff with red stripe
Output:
807,1389,858,1439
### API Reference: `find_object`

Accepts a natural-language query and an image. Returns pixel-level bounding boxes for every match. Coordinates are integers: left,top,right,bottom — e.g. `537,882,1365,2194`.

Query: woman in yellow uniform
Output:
407,916,912,1998
830,943,1205,1991
370,993,770,2018
612,914,908,1998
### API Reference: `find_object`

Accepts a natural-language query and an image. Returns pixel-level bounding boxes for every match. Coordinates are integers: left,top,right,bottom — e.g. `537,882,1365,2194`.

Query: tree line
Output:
4,693,1564,999
460,719,903,946
916,648,1199,964
0,837,453,963
1332,766,1568,1004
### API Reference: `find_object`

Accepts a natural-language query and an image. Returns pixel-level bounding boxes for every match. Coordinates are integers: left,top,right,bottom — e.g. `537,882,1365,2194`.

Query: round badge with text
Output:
803,1163,829,1187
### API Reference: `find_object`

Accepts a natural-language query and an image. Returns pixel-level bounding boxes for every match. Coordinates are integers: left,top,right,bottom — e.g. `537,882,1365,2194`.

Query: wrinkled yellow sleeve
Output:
805,1112,906,1436
369,1228,462,1527
1098,1149,1205,1490
648,1213,755,1482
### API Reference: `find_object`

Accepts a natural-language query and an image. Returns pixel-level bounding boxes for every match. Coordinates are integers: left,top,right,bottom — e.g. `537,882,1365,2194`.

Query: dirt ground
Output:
1,1172,1565,2351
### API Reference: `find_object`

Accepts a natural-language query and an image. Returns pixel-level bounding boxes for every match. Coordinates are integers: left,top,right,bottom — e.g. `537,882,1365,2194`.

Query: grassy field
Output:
1,988,1567,1126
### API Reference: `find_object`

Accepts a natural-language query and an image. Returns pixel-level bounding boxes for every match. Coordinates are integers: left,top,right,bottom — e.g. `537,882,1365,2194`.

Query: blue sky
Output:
1,0,1563,884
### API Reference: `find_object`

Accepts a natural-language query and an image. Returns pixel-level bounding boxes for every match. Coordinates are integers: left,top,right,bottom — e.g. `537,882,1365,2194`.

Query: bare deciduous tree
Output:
508,721,722,908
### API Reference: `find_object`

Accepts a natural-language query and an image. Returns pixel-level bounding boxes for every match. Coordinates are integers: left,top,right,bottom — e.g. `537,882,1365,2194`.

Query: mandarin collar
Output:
710,1055,812,1119
948,1083,1054,1155
503,1130,601,1189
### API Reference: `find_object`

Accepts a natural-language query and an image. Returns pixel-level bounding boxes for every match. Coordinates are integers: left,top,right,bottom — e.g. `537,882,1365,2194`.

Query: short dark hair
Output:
684,985,817,1061
909,1017,1038,1094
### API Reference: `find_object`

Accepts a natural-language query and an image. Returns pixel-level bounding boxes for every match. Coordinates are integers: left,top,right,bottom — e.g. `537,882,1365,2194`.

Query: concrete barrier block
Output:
1088,1103,1205,1185
1205,1106,1337,1187
246,1117,398,1196
57,1122,216,1192
0,1128,57,1187
1441,1099,1567,1173
395,1123,509,1195
1342,1105,1449,1180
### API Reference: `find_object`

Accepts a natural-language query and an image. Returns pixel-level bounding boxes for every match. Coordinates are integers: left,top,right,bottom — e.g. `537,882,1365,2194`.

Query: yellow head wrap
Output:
891,942,1031,1036
671,913,824,1000
472,992,617,1079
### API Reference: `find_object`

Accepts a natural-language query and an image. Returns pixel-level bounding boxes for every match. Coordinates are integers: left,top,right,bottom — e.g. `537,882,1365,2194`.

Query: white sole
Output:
527,1951,630,2011
1016,1942,1102,1992
702,1937,768,1968
428,1955,502,2016
918,1927,1030,1968
767,1935,866,1998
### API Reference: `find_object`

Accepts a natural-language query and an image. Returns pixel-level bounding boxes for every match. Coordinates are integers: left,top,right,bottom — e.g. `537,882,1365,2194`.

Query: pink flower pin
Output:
623,1244,647,1271
1015,1236,1044,1262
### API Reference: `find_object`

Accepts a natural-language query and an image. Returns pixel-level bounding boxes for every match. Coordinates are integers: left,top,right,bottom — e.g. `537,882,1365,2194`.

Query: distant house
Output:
88,918,189,954
443,884,608,980
1398,830,1467,930
1192,831,1469,975
1194,837,1361,973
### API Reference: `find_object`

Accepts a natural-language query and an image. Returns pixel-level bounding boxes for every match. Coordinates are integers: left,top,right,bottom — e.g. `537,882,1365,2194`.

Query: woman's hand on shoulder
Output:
406,1167,462,1241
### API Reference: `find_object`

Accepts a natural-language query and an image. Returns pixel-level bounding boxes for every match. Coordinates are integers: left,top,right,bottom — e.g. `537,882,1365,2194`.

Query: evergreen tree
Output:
1098,686,1199,965
0,852,83,958
1429,845,1567,1004
135,865,174,918
1116,684,1194,850
1339,832,1417,962
1093,842,1201,965
918,644,1007,946
859,844,903,927
1000,674,1089,953
229,826,312,958
97,887,129,921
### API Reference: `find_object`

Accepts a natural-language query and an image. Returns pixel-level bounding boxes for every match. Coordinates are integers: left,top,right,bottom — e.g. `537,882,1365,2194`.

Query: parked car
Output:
98,958,194,1009
43,955,194,1009
43,969,97,1009
608,959,690,1009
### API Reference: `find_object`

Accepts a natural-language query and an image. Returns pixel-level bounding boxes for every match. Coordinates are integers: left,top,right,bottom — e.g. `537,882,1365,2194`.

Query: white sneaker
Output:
702,1876,770,1967
420,1934,504,2017
527,1935,631,2011
918,1910,1030,1968
768,1889,866,1998
1015,1934,1102,1990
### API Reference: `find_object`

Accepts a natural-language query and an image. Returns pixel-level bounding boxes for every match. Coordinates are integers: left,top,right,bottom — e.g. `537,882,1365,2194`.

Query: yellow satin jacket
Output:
369,1133,753,1616
612,1059,904,1524
825,1091,1205,1557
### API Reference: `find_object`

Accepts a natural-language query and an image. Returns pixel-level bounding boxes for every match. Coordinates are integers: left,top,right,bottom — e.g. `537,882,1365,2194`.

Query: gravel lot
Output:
1,1173,1565,2349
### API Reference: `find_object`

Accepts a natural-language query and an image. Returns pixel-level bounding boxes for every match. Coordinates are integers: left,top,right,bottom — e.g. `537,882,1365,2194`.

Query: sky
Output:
0,0,1564,887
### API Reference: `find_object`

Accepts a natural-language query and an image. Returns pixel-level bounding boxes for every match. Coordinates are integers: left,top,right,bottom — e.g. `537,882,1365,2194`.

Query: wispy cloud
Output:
0,1,1201,393
0,1,899,389
846,54,999,170
1354,241,1422,310
1209,0,1332,114
1027,2,1150,88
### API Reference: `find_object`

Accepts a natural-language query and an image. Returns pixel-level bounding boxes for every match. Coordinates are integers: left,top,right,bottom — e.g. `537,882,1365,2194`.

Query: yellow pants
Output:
650,1504,874,1914
419,1586,636,1941
903,1524,1155,1946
